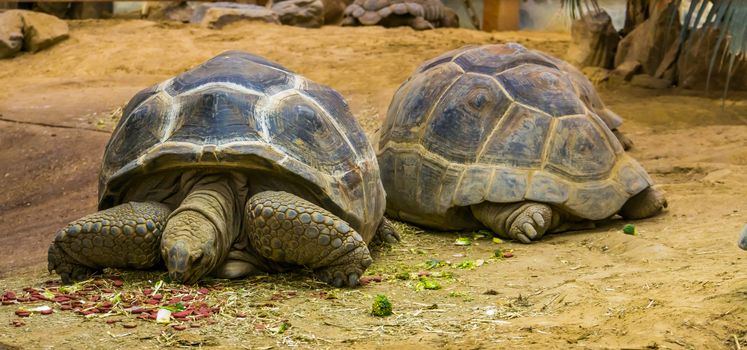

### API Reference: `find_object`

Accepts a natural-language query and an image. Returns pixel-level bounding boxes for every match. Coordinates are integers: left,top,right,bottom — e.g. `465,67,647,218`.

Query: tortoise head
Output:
739,225,747,251
161,211,223,285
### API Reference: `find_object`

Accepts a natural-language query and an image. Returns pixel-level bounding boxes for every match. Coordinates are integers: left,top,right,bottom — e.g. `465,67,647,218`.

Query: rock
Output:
0,11,24,59
611,60,641,81
630,74,671,89
0,10,69,59
272,0,324,28
321,0,352,24
614,2,680,76
677,27,747,91
567,10,619,69
191,3,280,29
19,10,70,53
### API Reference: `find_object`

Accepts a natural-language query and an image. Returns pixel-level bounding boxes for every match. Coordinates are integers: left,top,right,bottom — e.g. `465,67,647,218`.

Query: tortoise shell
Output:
377,43,653,230
100,51,385,240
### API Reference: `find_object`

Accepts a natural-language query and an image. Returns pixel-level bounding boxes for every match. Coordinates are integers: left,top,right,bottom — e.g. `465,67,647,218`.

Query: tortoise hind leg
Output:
48,202,170,284
618,187,667,220
245,191,372,287
471,202,559,244
373,217,400,244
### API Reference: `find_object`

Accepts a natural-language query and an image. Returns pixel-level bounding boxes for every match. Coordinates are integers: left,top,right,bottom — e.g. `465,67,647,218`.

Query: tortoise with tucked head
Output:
377,43,666,243
342,0,459,30
48,51,397,287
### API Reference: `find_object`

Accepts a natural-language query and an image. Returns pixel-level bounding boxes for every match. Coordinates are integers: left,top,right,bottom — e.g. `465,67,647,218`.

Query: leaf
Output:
423,258,447,270
492,237,504,244
152,280,164,296
454,237,472,246
162,303,186,312
455,260,477,269
415,277,442,291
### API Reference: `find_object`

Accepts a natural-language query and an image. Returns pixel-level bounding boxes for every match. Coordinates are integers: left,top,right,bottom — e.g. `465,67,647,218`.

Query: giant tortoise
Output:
48,51,397,287
377,43,666,243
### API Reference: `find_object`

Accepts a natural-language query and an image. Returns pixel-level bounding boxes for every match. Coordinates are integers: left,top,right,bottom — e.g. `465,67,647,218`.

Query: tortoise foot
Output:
47,243,100,284
507,203,553,243
47,201,170,283
618,187,667,220
246,191,372,287
373,218,400,244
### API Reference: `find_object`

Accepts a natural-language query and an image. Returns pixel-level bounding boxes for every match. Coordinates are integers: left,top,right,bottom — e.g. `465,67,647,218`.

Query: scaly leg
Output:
246,191,372,287
618,187,667,220
373,217,400,244
471,201,560,244
48,202,170,284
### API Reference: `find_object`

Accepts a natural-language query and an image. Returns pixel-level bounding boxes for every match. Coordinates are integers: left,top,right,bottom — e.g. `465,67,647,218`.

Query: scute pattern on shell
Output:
378,43,653,229
101,51,385,240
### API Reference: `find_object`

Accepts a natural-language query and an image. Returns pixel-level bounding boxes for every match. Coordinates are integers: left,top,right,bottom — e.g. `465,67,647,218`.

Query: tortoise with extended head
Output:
377,43,666,243
342,0,459,30
48,51,397,287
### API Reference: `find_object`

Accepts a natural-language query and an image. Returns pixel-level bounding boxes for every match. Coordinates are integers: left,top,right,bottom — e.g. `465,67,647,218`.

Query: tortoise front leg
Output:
48,202,171,284
245,191,373,287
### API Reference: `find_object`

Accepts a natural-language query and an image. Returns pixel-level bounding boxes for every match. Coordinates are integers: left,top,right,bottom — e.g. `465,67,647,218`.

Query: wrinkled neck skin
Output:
161,171,248,284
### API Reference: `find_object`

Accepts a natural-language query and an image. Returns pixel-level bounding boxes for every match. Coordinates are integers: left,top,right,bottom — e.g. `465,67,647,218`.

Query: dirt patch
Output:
0,19,746,349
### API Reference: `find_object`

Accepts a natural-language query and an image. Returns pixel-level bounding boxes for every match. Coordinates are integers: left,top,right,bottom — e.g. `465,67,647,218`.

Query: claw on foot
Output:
507,203,553,244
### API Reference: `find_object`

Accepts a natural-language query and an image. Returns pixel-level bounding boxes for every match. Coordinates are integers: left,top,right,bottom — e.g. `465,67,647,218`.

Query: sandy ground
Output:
0,19,746,349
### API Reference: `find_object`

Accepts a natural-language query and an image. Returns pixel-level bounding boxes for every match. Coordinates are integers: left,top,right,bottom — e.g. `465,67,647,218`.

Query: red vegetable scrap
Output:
112,280,124,287
101,288,114,293
106,319,120,325
172,324,187,331
15,310,30,317
3,291,17,300
235,312,247,318
173,310,193,318
40,309,54,315
197,288,209,295
122,323,137,329
11,320,25,327
152,294,163,300
143,288,153,296
503,252,514,258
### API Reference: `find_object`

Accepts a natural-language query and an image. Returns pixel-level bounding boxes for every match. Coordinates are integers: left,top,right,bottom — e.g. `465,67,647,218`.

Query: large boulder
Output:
20,10,70,52
0,10,69,59
677,27,747,91
272,0,324,28
191,3,280,29
0,10,24,59
614,2,680,77
566,10,619,69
